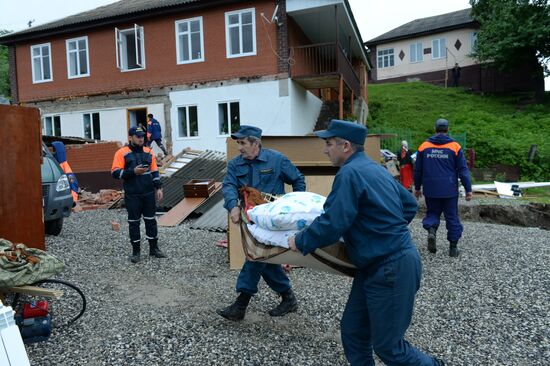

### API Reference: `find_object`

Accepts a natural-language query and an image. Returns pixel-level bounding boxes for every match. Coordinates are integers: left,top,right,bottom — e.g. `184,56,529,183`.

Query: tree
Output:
0,29,11,99
469,0,549,99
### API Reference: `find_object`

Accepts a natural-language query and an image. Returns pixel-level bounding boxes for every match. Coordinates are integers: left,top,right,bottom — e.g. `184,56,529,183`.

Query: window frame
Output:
431,38,447,60
175,17,205,64
43,115,61,136
115,24,146,72
225,8,257,59
409,42,423,63
176,105,200,139
30,42,53,84
217,101,240,136
470,32,478,53
66,36,90,79
82,112,101,140
377,48,394,69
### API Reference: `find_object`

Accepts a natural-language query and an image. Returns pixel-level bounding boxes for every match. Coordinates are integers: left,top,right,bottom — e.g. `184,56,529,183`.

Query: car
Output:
41,144,73,235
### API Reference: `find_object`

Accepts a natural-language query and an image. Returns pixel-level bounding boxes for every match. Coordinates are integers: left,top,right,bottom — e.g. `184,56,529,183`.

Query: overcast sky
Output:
0,0,548,89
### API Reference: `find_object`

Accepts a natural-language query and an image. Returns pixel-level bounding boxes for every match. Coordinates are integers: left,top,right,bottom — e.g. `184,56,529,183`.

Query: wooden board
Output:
0,105,45,250
158,182,222,227
2,285,63,299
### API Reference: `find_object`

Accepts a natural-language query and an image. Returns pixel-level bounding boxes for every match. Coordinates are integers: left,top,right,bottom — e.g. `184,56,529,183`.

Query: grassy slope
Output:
367,82,550,180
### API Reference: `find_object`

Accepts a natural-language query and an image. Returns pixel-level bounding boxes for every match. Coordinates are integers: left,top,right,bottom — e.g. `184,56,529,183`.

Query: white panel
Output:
287,0,340,13
289,79,322,135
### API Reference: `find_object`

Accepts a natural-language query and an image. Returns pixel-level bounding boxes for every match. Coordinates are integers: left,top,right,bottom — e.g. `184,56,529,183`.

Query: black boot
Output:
449,241,459,257
149,239,166,258
217,293,251,321
130,242,140,263
427,227,437,253
269,289,298,317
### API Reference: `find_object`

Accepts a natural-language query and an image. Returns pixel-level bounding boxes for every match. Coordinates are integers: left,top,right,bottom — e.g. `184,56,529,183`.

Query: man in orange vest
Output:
52,141,79,204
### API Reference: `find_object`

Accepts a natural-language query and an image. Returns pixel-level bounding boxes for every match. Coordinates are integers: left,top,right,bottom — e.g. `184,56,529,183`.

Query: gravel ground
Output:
20,208,549,366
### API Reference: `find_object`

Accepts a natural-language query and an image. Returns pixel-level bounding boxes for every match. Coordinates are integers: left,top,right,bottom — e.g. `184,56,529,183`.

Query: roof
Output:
0,0,239,44
365,8,476,46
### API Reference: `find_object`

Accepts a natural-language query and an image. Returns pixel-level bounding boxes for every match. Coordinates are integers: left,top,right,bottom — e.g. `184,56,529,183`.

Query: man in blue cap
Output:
288,120,445,366
414,118,472,257
218,125,306,321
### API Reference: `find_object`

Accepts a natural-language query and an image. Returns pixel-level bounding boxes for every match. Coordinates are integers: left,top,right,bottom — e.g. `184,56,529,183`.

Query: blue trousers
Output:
341,247,439,366
423,196,463,242
236,260,291,296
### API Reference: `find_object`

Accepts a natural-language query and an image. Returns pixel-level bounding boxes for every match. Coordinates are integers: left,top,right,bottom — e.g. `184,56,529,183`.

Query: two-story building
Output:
0,0,370,154
365,8,541,93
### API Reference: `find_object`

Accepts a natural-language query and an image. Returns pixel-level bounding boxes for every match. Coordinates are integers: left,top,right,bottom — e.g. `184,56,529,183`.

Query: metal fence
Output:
370,128,467,154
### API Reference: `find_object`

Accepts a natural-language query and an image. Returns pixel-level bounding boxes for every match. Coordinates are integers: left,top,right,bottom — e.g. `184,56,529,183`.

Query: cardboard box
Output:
183,179,215,198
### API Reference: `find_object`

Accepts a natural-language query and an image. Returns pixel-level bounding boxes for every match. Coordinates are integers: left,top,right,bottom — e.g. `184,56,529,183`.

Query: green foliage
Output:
367,82,550,180
0,29,11,98
469,0,550,76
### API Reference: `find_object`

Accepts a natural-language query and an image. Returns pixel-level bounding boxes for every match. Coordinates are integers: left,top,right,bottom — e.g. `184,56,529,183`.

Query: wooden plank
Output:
4,285,63,299
158,182,222,227
0,105,45,250
228,219,246,270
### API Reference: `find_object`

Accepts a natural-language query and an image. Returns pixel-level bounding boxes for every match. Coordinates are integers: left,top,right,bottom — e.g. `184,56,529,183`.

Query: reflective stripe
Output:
128,219,141,222
143,216,156,220
153,177,160,181
145,236,157,240
142,171,152,175
132,239,141,243
119,169,124,179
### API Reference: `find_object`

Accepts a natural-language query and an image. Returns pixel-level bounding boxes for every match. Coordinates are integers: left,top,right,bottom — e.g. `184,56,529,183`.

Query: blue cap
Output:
435,118,449,130
231,125,262,140
315,119,368,145
128,126,146,137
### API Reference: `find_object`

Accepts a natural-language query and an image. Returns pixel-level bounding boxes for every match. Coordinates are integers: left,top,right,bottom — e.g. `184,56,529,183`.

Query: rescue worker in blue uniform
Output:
218,125,306,321
414,118,472,257
288,120,445,366
111,126,166,263
146,113,168,156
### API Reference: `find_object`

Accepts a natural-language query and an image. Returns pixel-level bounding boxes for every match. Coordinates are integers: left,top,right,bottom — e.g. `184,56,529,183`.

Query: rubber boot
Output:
269,289,298,317
449,241,459,257
217,293,251,321
149,239,166,258
427,227,437,253
130,242,140,263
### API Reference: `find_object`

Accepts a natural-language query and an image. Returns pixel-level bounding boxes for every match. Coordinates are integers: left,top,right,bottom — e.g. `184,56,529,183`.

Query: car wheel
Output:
45,218,63,236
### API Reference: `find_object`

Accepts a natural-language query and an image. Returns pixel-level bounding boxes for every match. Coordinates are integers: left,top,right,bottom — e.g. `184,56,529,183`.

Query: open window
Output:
115,24,145,71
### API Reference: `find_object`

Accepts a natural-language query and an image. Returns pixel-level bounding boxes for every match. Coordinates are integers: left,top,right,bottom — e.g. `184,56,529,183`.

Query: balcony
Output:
290,42,361,97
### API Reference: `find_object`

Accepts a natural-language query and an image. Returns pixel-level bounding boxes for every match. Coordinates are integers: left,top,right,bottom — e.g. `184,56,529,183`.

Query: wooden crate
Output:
183,179,215,198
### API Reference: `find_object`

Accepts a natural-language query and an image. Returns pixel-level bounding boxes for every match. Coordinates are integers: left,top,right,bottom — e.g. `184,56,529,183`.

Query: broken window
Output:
44,115,61,136
176,17,204,64
177,106,199,138
83,112,101,140
115,24,145,71
31,43,53,83
66,36,89,78
218,102,240,135
225,8,256,58
432,38,446,59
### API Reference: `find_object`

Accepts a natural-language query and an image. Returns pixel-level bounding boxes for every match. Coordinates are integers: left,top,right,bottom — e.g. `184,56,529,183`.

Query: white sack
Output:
246,224,297,248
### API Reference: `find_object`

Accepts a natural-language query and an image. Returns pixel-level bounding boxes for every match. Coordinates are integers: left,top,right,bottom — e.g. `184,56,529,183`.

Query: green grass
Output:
367,82,550,181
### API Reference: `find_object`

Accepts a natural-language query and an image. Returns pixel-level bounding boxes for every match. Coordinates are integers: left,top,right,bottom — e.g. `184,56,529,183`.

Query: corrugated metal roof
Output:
366,8,475,46
159,150,226,210
189,199,228,232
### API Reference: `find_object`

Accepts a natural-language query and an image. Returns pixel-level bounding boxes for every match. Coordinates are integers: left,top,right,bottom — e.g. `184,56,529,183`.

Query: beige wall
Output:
375,27,478,80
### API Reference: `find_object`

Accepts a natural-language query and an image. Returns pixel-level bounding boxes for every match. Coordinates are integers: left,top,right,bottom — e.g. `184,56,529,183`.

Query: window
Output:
176,17,204,64
218,102,240,135
470,32,478,53
31,43,53,83
83,112,101,140
410,42,423,63
44,115,61,136
115,24,145,71
432,38,446,59
66,36,89,78
177,106,199,138
377,48,394,68
225,8,256,58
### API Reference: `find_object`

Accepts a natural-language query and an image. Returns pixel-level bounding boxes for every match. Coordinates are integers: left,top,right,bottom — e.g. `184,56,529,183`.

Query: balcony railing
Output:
290,42,361,97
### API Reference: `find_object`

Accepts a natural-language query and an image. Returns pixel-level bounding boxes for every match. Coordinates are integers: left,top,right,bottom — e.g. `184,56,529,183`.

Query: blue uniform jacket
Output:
414,134,472,198
147,118,162,140
295,152,417,270
223,148,306,211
